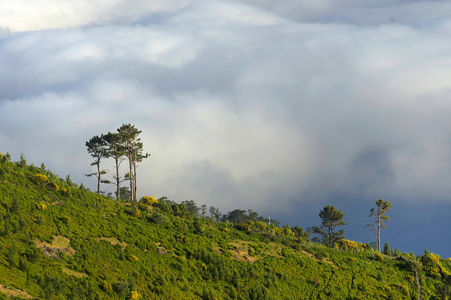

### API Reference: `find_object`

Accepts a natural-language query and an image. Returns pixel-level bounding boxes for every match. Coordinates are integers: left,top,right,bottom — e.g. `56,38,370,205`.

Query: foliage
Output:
140,196,157,206
0,155,448,300
311,205,346,247
36,202,47,211
33,174,49,186
367,199,391,252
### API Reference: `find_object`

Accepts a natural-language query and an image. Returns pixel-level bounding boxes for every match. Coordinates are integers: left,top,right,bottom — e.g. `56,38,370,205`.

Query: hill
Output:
0,152,450,299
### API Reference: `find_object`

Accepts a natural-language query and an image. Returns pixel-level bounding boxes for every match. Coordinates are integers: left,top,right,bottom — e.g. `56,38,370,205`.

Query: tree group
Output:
85,124,149,202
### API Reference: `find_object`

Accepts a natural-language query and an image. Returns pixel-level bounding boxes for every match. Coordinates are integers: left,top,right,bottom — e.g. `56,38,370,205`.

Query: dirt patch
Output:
34,235,75,258
50,201,63,206
301,250,338,269
0,284,34,299
95,237,128,249
62,267,86,278
229,242,262,263
156,242,168,255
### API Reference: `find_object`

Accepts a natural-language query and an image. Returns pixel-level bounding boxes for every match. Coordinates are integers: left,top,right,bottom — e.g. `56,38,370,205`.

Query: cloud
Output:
0,0,192,32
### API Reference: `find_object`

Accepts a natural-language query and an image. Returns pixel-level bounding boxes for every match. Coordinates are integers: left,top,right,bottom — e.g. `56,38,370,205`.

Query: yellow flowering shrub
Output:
335,239,364,251
33,174,49,186
47,182,59,191
129,291,142,300
60,188,72,197
127,254,139,262
36,202,47,211
140,196,158,206
422,253,450,277
375,253,384,261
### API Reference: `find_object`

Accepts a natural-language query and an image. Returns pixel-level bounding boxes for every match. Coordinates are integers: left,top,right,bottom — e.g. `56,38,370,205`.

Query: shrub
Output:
129,291,142,300
313,277,321,287
61,216,70,224
60,188,72,197
101,281,112,292
127,254,139,262
33,174,49,186
140,196,157,206
149,213,168,225
47,182,59,191
375,253,384,261
36,202,47,211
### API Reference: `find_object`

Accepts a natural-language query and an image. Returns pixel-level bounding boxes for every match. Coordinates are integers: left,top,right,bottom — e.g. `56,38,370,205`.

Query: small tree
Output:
367,199,391,252
85,135,109,195
311,205,346,247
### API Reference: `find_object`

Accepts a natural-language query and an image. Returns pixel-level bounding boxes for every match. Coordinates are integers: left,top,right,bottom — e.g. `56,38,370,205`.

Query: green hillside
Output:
0,152,450,299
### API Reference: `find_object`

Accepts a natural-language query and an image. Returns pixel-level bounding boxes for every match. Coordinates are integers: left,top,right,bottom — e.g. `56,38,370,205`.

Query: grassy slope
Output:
0,156,449,299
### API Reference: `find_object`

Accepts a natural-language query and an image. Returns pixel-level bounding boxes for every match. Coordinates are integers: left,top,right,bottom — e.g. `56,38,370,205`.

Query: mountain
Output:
0,152,450,299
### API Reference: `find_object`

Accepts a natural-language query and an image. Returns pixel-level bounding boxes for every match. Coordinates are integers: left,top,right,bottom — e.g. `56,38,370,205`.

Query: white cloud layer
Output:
1,0,451,254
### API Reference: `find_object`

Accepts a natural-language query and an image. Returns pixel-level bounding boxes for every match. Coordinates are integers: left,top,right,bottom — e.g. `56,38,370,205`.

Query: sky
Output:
1,0,451,257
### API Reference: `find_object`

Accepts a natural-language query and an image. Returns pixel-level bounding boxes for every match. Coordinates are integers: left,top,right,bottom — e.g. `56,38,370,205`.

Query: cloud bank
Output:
1,0,451,255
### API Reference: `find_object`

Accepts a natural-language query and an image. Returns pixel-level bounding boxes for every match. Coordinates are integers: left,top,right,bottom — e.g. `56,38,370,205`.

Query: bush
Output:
33,174,49,186
149,213,168,225
47,182,59,191
140,196,158,206
375,253,384,261
127,254,139,262
129,291,142,300
36,202,47,211
101,281,112,292
61,216,70,224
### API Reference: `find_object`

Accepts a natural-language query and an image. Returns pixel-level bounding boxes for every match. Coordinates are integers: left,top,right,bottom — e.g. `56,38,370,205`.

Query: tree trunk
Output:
128,156,134,202
133,163,137,202
115,157,120,200
96,162,101,195
377,217,381,252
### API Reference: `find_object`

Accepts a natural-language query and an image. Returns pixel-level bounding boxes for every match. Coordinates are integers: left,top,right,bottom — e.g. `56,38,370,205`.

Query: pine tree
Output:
103,131,126,200
367,199,391,252
85,135,109,195
312,205,346,247
117,124,149,202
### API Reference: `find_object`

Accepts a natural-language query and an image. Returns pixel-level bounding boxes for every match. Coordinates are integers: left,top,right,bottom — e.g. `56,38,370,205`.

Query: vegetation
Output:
0,153,449,299
311,205,346,247
86,124,150,201
367,199,391,252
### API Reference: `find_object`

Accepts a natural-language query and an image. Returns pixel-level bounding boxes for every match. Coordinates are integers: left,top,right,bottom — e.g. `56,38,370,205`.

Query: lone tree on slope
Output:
367,199,391,252
312,205,347,247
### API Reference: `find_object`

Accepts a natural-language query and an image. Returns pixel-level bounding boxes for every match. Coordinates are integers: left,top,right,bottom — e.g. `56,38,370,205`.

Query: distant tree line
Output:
85,123,149,202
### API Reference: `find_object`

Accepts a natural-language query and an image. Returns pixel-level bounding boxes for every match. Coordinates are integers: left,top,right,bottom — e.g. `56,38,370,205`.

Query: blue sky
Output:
1,0,451,257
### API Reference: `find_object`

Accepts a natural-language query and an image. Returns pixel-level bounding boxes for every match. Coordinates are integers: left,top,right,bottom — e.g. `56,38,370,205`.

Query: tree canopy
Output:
312,205,347,247
86,124,149,201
